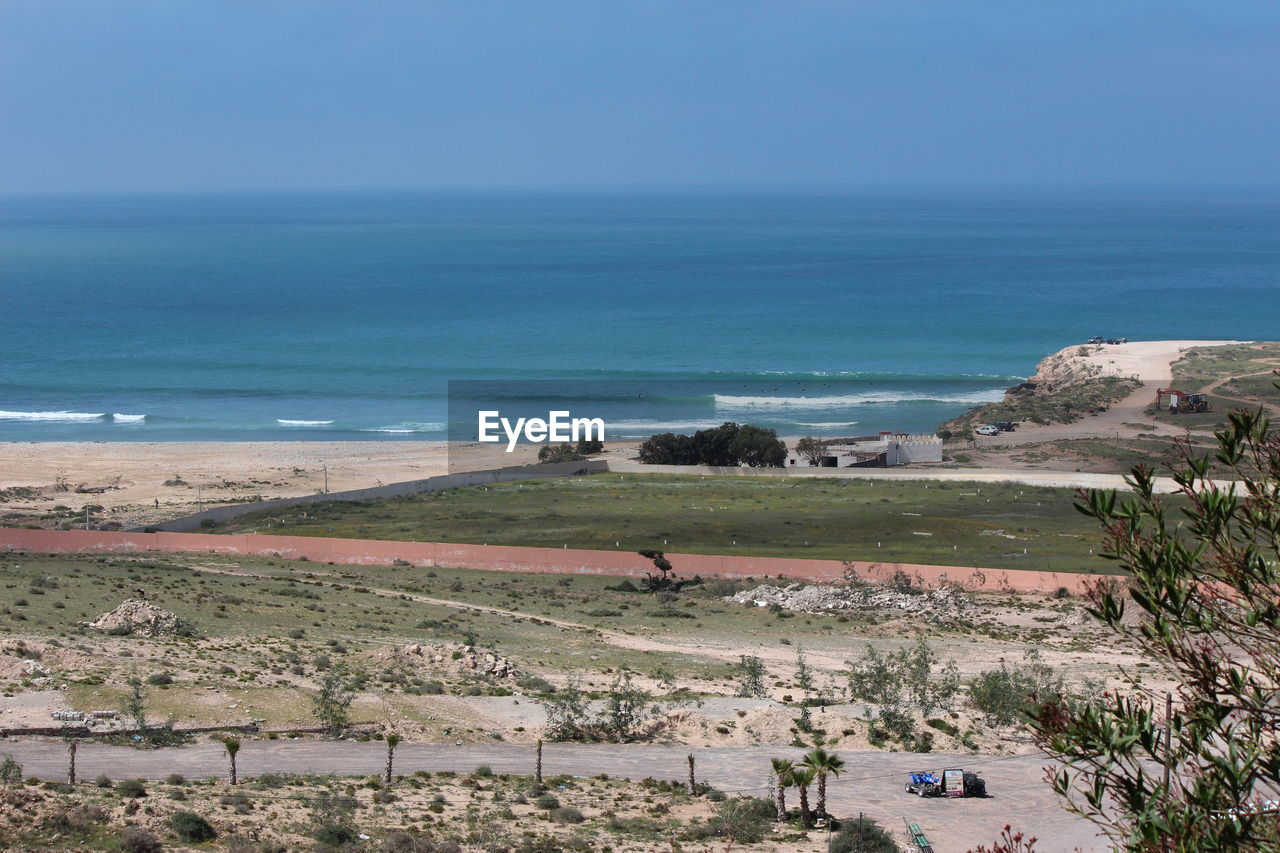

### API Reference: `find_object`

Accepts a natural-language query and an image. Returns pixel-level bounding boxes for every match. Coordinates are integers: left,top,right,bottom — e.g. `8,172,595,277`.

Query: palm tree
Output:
769,758,794,822
66,737,77,786
801,747,845,819
223,737,240,785
791,766,816,828
384,733,402,785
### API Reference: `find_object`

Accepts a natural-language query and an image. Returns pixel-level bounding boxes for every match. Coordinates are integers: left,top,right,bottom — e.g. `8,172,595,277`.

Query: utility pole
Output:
323,465,328,494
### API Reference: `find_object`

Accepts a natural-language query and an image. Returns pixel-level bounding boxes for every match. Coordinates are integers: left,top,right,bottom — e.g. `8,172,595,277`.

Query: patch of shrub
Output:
117,779,148,798
828,816,900,853
120,826,162,853
533,793,560,810
170,811,217,842
551,806,585,824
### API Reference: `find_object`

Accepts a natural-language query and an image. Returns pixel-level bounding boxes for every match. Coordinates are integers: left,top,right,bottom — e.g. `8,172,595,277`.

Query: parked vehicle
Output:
974,425,1000,436
993,421,1017,432
905,769,987,798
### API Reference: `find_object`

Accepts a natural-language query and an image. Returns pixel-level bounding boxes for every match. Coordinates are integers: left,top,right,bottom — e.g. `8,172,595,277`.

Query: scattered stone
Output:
86,599,183,636
387,643,517,679
726,582,972,616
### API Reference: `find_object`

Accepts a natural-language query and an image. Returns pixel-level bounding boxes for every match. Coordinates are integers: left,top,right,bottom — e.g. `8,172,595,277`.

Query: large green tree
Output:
1029,407,1280,852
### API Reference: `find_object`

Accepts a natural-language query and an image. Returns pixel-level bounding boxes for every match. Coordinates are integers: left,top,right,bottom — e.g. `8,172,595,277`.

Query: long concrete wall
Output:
0,527,1111,594
134,459,609,532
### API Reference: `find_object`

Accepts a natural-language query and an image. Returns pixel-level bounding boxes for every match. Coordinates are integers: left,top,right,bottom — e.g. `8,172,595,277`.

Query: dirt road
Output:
1,739,1100,852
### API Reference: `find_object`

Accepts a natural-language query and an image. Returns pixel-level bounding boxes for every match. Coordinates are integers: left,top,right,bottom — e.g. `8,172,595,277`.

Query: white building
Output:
796,432,943,467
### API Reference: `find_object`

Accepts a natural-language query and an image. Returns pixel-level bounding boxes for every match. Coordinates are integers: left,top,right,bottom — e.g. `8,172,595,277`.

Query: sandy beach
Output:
0,440,635,528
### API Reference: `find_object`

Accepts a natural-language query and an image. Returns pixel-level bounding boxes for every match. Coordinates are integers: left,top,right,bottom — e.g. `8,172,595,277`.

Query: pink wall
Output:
0,528,1109,594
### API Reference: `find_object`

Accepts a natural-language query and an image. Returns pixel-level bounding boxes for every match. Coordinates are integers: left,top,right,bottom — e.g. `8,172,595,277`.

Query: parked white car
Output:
974,425,1000,436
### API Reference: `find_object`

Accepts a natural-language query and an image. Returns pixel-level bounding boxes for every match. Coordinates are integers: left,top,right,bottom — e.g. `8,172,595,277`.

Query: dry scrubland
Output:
0,547,1161,850
1,766,849,853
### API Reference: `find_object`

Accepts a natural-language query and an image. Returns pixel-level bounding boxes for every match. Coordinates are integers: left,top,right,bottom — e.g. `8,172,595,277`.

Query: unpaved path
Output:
1201,359,1280,419
1,739,1101,853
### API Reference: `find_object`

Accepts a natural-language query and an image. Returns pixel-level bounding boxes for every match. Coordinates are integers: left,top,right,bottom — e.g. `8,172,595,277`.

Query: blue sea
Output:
2,190,1278,441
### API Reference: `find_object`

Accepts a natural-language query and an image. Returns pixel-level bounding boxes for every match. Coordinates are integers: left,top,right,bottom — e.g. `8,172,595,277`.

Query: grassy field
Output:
213,474,1118,573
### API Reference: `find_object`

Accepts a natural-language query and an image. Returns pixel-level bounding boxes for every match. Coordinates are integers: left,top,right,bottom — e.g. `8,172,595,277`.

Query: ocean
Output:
2,190,1278,442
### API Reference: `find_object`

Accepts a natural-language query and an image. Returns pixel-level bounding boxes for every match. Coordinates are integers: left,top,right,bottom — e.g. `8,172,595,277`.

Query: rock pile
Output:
87,599,183,636
392,643,517,679
727,582,971,616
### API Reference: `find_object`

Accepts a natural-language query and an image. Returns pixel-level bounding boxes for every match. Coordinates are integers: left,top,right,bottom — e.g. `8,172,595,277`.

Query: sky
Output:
1,0,1278,194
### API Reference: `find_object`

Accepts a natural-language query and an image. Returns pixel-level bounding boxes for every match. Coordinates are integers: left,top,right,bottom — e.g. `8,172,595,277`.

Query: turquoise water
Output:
2,191,1278,440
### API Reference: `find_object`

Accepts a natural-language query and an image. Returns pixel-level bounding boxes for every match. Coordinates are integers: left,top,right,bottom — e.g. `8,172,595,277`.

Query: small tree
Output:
638,550,695,592
791,766,816,828
222,737,240,785
122,676,148,735
1024,407,1280,851
312,668,356,736
730,424,787,468
769,758,794,822
600,672,654,741
795,437,828,466
0,755,21,787
736,655,768,699
65,734,78,786
800,747,845,819
542,677,591,741
383,733,401,785
794,647,815,700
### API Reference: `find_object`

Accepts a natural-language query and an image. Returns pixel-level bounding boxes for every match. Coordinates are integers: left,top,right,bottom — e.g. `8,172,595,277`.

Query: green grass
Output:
215,473,1116,573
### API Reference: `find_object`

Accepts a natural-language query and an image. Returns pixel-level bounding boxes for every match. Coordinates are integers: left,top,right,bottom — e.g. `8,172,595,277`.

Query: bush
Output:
146,673,173,686
313,824,357,846
551,806,585,824
829,815,900,853
120,826,162,853
165,773,186,785
117,779,148,798
969,659,1066,726
94,774,112,789
473,764,493,777
170,811,217,842
533,793,560,810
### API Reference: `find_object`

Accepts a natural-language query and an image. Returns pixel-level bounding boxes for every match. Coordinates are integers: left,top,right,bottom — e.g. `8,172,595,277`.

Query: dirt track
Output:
1,739,1101,853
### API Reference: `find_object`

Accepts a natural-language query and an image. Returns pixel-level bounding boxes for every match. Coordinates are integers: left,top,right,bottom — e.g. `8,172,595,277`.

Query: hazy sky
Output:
2,1,1278,193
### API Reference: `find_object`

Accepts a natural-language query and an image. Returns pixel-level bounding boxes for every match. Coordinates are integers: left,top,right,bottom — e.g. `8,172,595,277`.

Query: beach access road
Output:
4,739,1099,852
607,460,1217,494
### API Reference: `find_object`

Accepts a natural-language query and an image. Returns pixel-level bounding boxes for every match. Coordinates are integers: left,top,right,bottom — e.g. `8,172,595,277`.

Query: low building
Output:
795,432,943,467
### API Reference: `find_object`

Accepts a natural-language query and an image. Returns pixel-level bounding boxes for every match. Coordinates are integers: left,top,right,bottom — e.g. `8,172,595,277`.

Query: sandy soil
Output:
0,440,641,527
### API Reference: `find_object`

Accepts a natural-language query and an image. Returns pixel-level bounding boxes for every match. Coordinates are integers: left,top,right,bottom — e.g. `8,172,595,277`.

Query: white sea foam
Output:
605,420,728,432
277,419,334,427
714,389,1004,410
112,413,147,423
794,421,860,427
0,410,106,422
361,422,445,433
